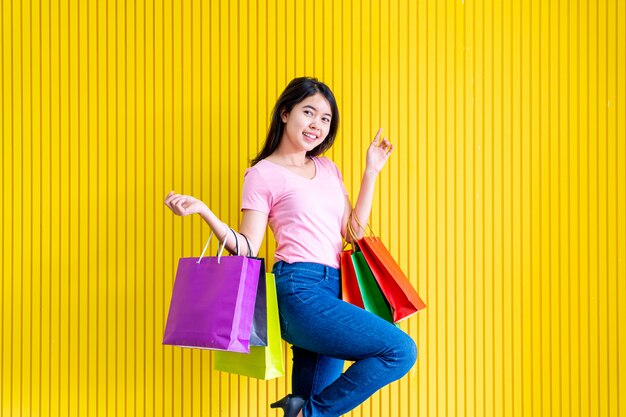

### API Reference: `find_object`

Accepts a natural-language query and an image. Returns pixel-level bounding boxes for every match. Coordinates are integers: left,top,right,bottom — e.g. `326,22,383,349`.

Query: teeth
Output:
304,133,317,139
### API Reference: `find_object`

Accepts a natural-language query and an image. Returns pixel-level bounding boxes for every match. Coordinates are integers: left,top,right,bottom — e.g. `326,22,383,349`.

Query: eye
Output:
304,110,313,116
322,117,331,123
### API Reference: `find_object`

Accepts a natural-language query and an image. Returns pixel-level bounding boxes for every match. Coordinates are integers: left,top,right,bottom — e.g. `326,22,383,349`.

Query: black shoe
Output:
270,394,305,417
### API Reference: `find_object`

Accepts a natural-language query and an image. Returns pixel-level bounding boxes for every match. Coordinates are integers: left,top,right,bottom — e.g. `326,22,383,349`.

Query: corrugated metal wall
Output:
2,0,625,416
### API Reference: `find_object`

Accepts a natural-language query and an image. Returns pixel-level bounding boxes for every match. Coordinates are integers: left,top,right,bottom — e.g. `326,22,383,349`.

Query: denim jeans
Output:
272,261,417,417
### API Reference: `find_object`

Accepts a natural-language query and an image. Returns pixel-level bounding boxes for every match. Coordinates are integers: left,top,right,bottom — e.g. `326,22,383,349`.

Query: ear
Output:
280,109,288,123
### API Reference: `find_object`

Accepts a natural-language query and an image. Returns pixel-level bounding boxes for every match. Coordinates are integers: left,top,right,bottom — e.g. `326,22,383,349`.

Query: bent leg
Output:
274,263,417,417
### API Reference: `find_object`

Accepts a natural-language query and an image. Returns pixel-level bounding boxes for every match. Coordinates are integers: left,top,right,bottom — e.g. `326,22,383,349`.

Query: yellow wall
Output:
2,0,625,416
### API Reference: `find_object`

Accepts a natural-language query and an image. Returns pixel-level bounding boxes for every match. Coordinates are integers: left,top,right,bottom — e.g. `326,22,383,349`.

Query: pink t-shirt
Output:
241,156,348,268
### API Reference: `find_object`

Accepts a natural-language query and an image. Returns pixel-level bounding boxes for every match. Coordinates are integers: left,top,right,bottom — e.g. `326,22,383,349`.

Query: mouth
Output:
303,132,319,141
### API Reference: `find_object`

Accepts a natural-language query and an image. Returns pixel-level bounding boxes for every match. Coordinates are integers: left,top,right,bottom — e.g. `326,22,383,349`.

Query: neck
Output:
272,142,309,166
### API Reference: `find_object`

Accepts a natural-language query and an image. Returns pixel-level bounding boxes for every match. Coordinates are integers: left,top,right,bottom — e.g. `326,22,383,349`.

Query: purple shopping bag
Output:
162,230,262,353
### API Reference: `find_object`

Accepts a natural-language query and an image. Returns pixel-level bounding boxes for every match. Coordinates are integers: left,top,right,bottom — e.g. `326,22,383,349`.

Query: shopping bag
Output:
340,249,364,308
357,237,427,322
214,272,285,379
351,251,394,323
248,258,267,346
162,230,262,353
348,213,426,322
247,238,267,347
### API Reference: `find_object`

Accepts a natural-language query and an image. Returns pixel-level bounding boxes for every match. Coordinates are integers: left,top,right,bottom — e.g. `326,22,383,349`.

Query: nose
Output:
309,118,321,131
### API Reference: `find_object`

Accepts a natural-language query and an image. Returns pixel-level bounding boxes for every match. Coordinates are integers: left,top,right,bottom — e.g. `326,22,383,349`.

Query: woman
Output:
164,77,417,417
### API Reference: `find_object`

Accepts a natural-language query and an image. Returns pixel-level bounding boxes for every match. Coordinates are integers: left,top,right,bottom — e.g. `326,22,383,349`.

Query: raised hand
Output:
365,128,394,174
164,191,208,217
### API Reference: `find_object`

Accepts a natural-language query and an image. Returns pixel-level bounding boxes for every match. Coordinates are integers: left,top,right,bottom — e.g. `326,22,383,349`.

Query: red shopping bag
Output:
340,249,365,308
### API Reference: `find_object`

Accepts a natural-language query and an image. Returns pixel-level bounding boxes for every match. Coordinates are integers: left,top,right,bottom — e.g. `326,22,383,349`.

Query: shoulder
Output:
243,160,285,196
314,156,343,176
244,160,272,180
242,162,275,209
243,163,271,191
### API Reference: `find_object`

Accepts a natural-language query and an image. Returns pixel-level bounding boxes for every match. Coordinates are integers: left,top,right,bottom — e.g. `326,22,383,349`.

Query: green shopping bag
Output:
351,251,394,324
213,272,284,380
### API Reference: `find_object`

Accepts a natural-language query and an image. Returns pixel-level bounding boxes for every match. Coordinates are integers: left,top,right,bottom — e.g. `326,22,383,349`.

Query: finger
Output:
174,201,185,215
164,192,178,205
372,128,383,144
170,197,184,208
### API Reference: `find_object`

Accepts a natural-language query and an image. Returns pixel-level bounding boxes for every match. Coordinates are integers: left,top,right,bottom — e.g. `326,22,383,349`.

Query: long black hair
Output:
251,77,340,166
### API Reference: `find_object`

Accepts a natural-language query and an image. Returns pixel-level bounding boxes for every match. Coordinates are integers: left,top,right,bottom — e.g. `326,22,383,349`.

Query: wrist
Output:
198,204,212,219
364,167,379,179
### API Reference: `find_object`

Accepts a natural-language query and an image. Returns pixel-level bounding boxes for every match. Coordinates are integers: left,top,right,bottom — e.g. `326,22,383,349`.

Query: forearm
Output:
350,168,379,239
198,207,248,256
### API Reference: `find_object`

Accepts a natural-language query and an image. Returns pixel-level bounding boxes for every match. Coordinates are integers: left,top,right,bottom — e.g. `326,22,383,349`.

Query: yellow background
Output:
2,0,625,416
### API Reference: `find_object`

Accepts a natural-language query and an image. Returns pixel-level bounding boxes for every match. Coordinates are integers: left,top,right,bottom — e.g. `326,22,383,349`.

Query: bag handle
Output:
197,227,240,264
227,228,240,258
197,233,215,263
347,211,376,242
345,213,359,244
240,233,254,257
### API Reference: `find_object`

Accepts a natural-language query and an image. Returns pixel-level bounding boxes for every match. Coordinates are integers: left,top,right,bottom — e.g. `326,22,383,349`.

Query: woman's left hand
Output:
365,128,394,174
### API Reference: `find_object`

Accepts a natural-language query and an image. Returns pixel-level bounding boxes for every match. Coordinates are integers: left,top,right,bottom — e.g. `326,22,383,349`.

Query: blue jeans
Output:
272,261,417,417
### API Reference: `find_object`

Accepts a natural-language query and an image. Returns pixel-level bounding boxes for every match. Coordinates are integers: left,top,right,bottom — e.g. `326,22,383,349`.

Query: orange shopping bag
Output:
350,214,426,322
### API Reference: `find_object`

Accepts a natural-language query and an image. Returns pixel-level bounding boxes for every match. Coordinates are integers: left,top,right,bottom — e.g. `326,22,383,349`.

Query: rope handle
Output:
345,212,359,243
197,227,240,264
240,233,254,257
346,211,376,243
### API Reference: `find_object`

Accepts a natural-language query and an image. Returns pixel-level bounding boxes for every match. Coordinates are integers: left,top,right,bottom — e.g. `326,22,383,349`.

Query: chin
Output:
299,143,317,153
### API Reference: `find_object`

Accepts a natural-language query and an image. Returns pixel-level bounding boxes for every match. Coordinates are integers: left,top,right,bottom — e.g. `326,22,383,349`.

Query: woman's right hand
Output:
164,191,208,217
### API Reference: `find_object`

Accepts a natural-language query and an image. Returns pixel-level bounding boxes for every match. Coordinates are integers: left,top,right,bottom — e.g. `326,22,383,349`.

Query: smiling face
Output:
280,93,333,154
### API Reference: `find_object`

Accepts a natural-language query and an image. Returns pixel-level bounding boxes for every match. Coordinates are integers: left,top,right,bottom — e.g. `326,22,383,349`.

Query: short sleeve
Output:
241,166,273,214
324,157,349,196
